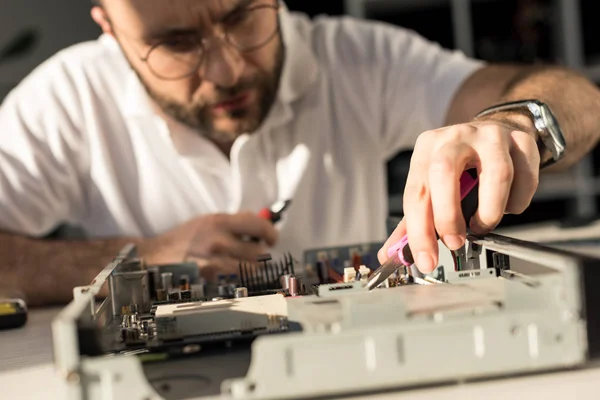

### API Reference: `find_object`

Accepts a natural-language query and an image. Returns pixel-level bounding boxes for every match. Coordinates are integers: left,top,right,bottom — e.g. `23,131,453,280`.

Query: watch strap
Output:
475,99,566,169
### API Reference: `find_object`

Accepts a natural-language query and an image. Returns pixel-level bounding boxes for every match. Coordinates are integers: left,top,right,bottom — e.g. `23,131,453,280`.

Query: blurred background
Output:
1,0,599,230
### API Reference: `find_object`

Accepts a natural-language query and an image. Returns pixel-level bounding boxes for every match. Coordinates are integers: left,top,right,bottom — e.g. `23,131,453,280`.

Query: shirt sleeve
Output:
0,58,89,237
377,23,485,160
318,17,485,161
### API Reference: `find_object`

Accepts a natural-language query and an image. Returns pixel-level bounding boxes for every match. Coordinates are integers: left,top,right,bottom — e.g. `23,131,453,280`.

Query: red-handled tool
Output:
247,200,292,243
366,169,479,290
258,200,292,224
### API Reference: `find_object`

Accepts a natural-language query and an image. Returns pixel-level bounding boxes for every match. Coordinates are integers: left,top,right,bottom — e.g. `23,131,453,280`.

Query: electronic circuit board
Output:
52,233,600,400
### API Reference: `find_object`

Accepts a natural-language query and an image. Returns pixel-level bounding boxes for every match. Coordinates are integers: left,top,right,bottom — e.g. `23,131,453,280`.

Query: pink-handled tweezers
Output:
366,169,479,290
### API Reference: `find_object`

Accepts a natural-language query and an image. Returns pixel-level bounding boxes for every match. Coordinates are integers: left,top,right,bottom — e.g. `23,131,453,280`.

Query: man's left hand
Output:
378,120,540,273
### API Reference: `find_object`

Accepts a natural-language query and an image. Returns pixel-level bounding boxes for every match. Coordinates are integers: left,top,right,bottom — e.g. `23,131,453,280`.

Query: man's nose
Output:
200,37,245,88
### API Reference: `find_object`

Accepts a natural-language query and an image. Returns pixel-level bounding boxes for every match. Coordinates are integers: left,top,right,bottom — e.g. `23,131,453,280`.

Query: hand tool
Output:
366,169,479,290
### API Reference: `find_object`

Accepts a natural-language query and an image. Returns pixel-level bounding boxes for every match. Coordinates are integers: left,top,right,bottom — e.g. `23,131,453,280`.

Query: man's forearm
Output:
448,64,600,171
499,66,600,171
0,232,146,307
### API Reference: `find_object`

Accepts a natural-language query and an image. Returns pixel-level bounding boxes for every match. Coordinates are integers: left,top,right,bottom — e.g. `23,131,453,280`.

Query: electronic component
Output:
367,169,479,291
154,294,288,339
305,243,382,285
109,261,150,314
288,276,301,296
161,272,173,293
52,232,600,400
238,253,295,296
343,265,370,283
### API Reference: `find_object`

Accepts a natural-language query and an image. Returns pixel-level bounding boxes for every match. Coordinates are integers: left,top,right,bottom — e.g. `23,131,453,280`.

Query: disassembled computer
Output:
52,231,600,400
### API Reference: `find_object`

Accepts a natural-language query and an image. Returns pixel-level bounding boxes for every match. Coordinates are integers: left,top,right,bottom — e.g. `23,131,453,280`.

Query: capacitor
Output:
234,287,248,298
179,275,190,291
280,274,292,292
156,289,167,302
289,276,301,296
148,267,161,299
161,272,173,292
352,252,362,271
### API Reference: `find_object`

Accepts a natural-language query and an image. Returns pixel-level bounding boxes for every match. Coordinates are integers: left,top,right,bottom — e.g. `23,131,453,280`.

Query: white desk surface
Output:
3,220,600,400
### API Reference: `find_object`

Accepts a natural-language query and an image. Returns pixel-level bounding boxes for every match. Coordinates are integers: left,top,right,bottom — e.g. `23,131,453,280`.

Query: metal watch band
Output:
475,99,566,169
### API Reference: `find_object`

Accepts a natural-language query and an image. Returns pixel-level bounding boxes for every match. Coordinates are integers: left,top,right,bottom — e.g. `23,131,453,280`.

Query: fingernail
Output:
416,252,434,273
442,234,464,250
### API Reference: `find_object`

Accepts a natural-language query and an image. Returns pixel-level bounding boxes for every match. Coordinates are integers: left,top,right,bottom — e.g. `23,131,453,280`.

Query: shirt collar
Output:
259,3,319,131
117,4,319,127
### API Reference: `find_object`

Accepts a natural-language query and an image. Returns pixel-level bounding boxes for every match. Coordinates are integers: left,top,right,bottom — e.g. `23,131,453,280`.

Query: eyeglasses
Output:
139,3,280,81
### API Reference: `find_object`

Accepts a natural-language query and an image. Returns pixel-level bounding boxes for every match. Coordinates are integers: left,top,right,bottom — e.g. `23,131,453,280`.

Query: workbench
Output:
3,219,600,400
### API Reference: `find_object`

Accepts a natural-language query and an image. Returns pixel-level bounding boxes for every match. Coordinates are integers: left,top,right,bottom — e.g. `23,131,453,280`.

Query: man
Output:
1,0,599,306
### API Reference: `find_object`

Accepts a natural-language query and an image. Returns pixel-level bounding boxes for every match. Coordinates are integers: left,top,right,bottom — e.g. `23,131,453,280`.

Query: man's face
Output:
100,0,284,143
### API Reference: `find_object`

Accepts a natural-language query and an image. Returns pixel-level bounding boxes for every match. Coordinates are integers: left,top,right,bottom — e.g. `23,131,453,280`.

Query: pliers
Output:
366,169,480,290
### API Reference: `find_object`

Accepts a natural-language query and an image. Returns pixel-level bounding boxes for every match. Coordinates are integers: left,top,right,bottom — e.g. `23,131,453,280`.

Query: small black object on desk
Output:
0,296,27,330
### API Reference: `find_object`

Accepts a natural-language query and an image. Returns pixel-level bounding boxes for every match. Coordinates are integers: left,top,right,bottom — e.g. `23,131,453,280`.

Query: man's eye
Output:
226,10,251,26
162,37,197,53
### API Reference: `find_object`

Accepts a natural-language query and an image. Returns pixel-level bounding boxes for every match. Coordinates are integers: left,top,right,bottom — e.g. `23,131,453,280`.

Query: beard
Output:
136,42,285,144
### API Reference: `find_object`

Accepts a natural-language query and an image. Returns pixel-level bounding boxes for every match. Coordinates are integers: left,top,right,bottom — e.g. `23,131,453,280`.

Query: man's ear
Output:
91,6,114,36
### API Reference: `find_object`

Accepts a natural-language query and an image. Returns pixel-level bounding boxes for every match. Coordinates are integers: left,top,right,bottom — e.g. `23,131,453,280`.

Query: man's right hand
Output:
141,212,278,280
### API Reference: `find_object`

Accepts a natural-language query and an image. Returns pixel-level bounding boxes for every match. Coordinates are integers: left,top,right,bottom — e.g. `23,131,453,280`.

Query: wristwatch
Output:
475,99,566,169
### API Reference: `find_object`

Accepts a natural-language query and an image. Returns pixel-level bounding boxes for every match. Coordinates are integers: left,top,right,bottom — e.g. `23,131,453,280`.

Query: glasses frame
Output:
139,2,281,81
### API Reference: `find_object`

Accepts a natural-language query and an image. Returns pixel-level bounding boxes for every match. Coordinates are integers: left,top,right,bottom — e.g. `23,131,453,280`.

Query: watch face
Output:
539,104,566,162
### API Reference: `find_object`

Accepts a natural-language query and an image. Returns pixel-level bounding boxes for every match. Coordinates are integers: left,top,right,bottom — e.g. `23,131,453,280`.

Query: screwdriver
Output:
258,200,292,224
246,200,292,243
366,169,480,290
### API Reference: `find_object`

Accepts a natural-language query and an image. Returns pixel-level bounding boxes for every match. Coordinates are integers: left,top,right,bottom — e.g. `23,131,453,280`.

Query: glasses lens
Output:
147,37,203,80
145,6,278,80
226,6,278,51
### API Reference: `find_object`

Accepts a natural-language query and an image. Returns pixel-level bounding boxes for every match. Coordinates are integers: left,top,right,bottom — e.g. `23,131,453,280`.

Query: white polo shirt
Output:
0,8,483,261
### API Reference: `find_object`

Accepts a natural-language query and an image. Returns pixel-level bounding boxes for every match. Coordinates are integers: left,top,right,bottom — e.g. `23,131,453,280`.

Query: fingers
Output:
469,131,514,234
399,122,539,277
403,147,438,273
378,218,406,264
224,212,279,246
506,131,539,214
428,142,476,249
